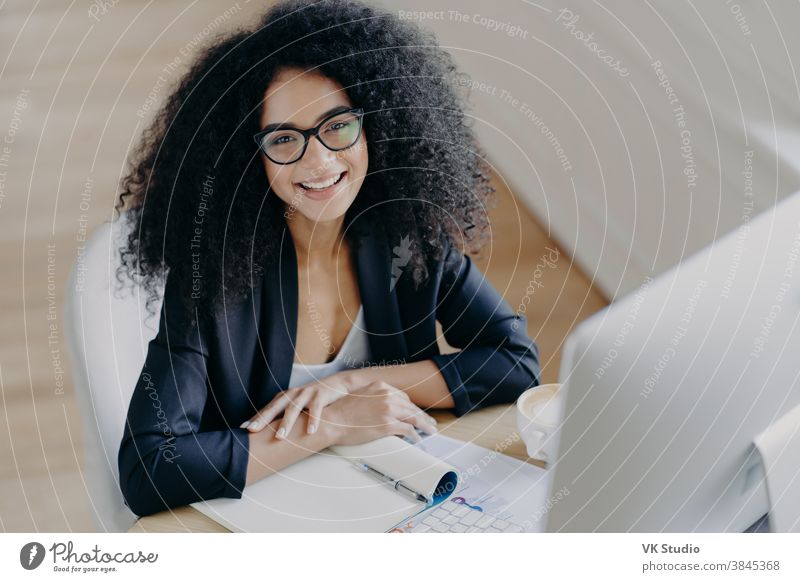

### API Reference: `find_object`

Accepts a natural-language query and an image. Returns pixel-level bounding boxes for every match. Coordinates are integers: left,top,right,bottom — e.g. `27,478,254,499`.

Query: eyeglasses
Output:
253,107,364,165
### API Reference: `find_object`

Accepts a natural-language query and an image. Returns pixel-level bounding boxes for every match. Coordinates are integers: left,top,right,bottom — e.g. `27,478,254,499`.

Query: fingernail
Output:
276,427,286,439
240,422,250,429
308,423,317,434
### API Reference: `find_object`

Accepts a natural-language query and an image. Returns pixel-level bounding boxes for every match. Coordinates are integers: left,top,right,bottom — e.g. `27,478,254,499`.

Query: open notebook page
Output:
191,436,458,532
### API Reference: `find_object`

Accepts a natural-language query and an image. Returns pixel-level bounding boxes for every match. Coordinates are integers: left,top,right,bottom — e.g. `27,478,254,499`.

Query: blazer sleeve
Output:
118,275,250,517
429,244,541,416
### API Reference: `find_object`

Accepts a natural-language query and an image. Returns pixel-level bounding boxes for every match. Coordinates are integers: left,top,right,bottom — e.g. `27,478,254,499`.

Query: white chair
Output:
64,215,164,532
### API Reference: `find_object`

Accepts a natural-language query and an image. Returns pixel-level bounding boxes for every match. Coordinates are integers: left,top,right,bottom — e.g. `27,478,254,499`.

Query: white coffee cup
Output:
516,383,564,464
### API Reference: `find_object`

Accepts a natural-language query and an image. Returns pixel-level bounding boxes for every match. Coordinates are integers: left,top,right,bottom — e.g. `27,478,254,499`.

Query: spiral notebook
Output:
191,435,459,532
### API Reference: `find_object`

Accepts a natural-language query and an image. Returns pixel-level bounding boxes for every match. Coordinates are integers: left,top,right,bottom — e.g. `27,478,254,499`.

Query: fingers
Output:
358,383,435,435
307,398,323,435
390,421,422,444
241,391,292,432
397,403,438,435
275,392,310,439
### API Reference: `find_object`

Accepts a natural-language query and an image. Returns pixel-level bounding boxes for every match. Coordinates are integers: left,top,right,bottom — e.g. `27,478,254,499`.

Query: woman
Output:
117,0,540,518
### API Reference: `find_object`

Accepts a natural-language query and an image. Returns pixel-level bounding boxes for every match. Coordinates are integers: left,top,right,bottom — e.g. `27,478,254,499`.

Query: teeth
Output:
300,172,343,190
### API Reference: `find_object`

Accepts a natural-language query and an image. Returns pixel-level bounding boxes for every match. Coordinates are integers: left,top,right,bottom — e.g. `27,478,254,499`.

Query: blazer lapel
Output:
258,225,298,398
355,224,409,365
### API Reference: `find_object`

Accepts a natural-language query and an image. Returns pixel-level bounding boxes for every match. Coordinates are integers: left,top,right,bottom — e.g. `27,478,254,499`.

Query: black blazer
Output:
118,222,541,517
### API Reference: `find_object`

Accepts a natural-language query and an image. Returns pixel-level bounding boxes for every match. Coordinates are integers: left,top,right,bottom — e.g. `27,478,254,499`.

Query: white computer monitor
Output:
545,191,800,532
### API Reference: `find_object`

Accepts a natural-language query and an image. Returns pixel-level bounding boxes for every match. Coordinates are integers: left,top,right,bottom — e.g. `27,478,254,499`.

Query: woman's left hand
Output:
240,371,355,438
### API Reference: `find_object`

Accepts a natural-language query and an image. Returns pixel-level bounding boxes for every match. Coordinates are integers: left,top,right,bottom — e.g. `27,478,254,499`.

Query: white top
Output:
287,305,371,389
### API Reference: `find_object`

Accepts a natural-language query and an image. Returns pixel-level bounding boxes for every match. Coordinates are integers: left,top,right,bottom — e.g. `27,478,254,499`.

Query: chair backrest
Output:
63,216,164,531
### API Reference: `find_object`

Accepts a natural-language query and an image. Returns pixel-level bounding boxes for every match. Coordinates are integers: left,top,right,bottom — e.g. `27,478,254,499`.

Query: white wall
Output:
375,0,800,300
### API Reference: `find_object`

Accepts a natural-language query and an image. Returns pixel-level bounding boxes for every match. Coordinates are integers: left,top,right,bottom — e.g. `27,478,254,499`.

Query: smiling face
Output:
259,67,368,224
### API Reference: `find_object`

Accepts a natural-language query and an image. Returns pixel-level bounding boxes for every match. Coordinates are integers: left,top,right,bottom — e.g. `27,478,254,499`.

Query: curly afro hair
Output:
116,0,495,320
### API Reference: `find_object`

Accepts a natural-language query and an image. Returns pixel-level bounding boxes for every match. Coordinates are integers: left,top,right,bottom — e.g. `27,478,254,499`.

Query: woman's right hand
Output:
320,381,438,446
